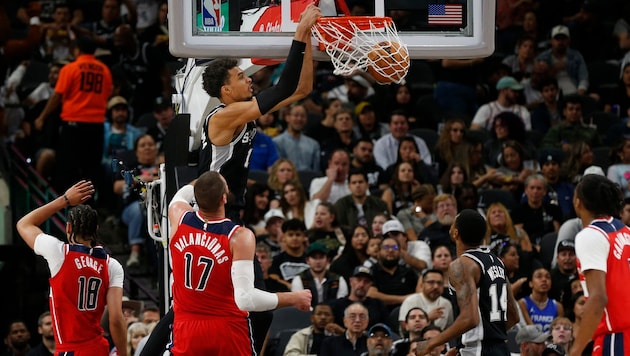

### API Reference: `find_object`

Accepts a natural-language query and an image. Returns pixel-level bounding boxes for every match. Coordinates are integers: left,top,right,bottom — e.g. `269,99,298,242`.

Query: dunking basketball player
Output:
198,4,322,223
416,210,519,356
139,6,322,355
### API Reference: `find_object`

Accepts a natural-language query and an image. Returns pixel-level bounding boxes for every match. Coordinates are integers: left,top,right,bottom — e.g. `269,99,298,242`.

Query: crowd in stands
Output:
1,299,162,355
3,0,630,355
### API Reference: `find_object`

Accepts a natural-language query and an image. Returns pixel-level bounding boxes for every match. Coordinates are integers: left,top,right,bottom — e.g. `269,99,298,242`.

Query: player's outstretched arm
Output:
107,286,128,356
276,289,312,311
268,4,319,110
416,258,480,356
210,5,321,135
569,269,607,356
253,5,321,115
17,180,94,249
231,227,312,312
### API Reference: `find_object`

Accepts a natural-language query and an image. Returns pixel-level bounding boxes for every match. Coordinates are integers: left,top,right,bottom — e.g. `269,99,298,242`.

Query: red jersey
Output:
170,211,248,320
34,234,124,354
575,217,630,338
55,54,112,123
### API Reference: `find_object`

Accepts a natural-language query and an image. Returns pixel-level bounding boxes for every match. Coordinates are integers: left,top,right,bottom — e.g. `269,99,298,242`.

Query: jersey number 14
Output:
489,283,508,322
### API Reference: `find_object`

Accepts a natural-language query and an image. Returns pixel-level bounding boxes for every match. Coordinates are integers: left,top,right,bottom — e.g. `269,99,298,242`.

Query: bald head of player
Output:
194,171,229,213
450,209,487,252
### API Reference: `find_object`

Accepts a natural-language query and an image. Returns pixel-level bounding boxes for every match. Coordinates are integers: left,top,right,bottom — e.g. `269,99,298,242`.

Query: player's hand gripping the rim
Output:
295,4,322,37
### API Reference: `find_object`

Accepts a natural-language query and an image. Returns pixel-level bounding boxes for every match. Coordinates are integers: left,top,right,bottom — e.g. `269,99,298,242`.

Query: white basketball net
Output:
312,17,410,83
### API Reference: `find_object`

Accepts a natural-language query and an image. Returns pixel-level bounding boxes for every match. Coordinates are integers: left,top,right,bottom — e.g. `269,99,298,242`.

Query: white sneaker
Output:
127,251,140,267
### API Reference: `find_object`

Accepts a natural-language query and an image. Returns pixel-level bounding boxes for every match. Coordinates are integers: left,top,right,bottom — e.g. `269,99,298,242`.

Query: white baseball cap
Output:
382,220,405,236
551,25,570,38
264,209,285,224
583,165,605,177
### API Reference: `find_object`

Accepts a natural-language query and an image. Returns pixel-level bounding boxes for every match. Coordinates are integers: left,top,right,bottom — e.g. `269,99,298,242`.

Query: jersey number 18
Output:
77,276,102,311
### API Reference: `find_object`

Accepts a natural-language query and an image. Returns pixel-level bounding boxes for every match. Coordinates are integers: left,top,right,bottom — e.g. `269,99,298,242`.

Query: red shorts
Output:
55,336,110,356
592,331,630,356
170,317,255,356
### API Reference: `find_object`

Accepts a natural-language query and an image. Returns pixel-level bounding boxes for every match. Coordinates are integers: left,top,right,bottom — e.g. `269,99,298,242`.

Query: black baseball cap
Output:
153,96,172,111
367,323,393,338
539,148,563,166
352,265,373,279
557,240,575,253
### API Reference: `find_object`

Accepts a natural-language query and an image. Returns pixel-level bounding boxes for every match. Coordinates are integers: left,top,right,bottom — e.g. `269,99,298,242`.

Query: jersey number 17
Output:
184,252,215,291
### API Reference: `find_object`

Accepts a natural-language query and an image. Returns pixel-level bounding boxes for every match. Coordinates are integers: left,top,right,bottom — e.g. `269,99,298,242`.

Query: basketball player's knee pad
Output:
232,260,278,311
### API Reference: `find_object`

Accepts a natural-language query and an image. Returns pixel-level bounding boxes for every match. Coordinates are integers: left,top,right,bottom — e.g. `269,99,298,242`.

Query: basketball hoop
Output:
312,16,410,84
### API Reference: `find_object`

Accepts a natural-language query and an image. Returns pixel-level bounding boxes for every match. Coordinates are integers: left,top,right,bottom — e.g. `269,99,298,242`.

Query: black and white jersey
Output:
199,104,257,207
456,248,510,354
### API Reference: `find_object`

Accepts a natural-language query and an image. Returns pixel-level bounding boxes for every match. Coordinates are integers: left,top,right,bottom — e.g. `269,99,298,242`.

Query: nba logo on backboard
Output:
203,0,221,27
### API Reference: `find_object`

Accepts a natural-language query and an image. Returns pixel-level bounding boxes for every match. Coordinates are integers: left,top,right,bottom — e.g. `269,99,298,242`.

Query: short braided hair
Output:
67,205,99,246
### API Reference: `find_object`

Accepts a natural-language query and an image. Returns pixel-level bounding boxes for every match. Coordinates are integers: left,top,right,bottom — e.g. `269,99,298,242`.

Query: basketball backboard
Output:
168,0,496,60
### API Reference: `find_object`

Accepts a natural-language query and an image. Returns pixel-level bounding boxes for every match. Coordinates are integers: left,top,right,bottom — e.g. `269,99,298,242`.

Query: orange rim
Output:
315,16,393,30
314,16,393,51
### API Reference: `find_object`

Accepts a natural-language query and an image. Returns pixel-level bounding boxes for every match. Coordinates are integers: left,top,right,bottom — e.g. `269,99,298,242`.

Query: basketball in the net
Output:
366,41,410,84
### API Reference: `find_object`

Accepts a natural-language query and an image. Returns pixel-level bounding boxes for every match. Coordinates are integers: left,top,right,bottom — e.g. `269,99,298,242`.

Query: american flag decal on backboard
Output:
428,4,463,26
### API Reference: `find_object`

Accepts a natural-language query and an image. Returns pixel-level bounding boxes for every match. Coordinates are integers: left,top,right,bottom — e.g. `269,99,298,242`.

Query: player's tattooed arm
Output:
450,258,478,319
417,258,479,355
